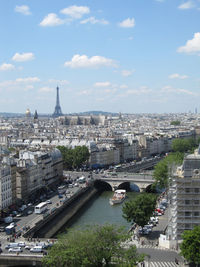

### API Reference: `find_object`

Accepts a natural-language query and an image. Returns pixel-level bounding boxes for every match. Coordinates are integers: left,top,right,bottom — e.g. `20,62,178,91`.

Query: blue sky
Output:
1,0,200,114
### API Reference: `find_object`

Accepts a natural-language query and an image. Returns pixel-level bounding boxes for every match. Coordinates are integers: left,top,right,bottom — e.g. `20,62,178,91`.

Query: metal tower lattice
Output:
52,86,63,117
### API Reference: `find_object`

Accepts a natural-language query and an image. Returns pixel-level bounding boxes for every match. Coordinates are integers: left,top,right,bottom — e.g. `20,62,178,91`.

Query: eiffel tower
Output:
52,86,63,117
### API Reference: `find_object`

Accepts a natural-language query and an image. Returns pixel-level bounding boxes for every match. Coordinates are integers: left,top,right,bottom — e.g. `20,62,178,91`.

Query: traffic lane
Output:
137,248,183,263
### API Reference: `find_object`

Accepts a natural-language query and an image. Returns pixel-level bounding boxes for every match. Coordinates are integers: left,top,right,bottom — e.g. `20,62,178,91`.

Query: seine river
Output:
59,191,140,234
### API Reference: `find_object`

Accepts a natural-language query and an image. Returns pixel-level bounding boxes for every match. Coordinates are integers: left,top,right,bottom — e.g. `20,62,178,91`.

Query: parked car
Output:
30,246,43,253
46,200,52,204
18,242,26,247
8,247,22,252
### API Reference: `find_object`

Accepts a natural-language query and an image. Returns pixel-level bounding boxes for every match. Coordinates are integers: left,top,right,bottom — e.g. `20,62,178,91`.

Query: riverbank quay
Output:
0,254,43,267
23,184,98,238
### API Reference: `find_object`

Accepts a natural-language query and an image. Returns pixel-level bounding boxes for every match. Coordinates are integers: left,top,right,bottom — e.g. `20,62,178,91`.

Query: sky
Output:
1,0,200,114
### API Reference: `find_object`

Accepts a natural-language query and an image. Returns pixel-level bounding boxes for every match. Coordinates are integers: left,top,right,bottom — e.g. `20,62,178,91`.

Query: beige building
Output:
16,148,63,202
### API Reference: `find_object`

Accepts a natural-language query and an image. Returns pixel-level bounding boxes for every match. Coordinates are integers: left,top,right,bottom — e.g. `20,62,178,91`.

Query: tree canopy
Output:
42,224,145,267
153,152,184,188
172,137,199,153
57,145,90,170
170,120,181,126
180,225,200,265
122,193,157,227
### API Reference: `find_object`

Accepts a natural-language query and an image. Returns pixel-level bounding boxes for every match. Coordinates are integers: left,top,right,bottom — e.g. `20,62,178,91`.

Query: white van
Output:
6,243,19,249
8,247,22,252
30,246,43,253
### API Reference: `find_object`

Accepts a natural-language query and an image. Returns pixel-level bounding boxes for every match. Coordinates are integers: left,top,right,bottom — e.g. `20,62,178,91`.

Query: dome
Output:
25,108,31,117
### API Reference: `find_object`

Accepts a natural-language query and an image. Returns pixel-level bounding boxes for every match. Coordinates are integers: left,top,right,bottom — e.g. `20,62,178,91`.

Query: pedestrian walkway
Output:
140,261,183,267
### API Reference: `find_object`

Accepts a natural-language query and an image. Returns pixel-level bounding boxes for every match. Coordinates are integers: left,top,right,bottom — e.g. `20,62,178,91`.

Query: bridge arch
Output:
94,180,112,191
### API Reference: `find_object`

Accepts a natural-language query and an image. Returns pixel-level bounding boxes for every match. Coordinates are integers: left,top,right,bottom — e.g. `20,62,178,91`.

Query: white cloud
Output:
64,54,117,68
120,84,128,89
169,73,188,79
12,52,34,62
15,5,31,15
48,79,69,85
39,87,54,93
80,17,109,25
16,77,40,83
178,1,195,9
39,13,64,27
77,90,91,95
161,85,196,95
121,69,135,77
0,63,15,71
177,32,200,54
94,82,111,87
119,18,135,28
60,5,90,19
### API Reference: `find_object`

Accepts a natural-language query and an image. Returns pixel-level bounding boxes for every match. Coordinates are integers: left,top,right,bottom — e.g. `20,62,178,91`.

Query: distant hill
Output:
0,111,119,118
69,111,119,116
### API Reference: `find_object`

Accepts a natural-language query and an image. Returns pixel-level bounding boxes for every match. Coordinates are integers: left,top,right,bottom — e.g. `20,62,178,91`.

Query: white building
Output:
0,164,12,211
168,147,200,243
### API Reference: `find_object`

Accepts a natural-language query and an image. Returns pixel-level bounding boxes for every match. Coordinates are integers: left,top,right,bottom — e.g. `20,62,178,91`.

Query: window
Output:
185,224,191,229
194,212,199,217
185,212,191,217
194,188,199,193
194,200,199,205
185,200,190,205
185,188,190,193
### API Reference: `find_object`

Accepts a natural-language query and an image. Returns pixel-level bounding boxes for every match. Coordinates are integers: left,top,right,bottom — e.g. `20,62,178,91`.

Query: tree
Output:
153,152,184,188
180,225,200,265
122,193,157,227
42,224,145,267
57,145,90,170
170,120,181,126
172,137,199,154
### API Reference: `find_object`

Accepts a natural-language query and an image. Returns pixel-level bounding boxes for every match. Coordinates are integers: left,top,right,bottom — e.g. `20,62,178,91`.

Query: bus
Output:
34,202,48,214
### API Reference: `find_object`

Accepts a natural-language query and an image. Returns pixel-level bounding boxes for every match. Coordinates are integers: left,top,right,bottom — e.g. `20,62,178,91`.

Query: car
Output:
25,245,31,250
30,246,43,253
9,222,16,227
46,200,52,204
8,247,22,252
27,210,33,215
58,194,63,199
27,203,32,207
18,242,26,247
16,213,23,217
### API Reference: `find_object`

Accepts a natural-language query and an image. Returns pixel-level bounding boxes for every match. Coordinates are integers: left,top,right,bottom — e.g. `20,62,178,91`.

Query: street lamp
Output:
147,255,151,267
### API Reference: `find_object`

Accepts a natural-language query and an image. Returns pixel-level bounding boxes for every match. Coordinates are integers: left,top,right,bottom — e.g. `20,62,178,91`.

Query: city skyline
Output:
1,0,200,114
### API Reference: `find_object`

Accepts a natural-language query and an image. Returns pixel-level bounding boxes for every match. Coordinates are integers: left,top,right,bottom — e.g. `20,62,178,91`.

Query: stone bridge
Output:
95,173,155,192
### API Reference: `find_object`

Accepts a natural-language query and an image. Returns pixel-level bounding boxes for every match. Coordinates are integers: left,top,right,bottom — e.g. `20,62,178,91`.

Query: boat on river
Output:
109,189,126,205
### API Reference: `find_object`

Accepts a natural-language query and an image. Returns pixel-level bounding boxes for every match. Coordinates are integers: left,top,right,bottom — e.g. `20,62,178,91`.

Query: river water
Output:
60,191,140,233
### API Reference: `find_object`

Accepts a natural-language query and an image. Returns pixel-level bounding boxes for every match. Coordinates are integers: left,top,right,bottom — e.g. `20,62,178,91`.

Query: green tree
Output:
122,193,157,227
153,152,184,188
57,145,90,170
42,224,145,267
172,137,198,154
180,225,200,265
170,120,181,126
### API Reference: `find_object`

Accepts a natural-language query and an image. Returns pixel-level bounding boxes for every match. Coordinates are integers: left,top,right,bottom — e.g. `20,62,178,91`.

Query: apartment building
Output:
169,147,200,241
0,164,12,211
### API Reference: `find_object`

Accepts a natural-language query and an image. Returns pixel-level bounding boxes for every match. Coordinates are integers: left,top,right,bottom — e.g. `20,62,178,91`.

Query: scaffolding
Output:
170,163,200,241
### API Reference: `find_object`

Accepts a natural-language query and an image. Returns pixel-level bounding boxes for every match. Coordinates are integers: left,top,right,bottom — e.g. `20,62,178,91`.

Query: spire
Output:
52,86,63,117
34,110,38,120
